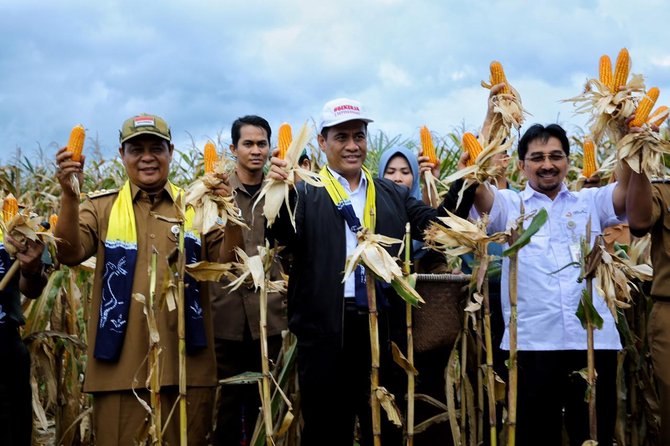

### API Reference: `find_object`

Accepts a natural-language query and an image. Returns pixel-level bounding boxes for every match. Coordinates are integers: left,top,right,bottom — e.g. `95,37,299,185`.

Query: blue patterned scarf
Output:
95,180,207,361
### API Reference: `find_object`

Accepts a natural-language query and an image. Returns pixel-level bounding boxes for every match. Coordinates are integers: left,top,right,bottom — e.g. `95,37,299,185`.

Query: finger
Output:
490,83,506,96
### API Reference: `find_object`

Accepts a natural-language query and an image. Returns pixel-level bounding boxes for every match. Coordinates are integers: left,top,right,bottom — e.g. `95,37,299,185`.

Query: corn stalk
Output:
172,193,189,446
259,273,274,444
148,248,162,444
367,267,383,446
403,223,415,446
505,223,519,446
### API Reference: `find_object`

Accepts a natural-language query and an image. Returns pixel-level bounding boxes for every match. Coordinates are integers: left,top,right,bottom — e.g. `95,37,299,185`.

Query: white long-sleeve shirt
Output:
475,182,624,351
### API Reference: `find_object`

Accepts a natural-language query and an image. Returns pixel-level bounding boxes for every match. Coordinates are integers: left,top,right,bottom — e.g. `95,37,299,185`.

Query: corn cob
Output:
462,132,483,167
420,126,438,164
49,213,58,232
203,141,218,174
629,87,660,128
612,48,630,92
489,61,510,95
2,194,18,223
278,123,292,160
599,55,612,89
582,139,597,178
67,125,86,162
648,105,669,127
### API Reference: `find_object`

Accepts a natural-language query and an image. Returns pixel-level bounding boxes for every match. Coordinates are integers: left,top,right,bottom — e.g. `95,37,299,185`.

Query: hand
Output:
417,155,440,178
267,148,289,181
481,83,507,142
582,173,601,188
210,172,233,197
624,114,659,134
55,146,85,196
457,151,470,171
5,234,45,275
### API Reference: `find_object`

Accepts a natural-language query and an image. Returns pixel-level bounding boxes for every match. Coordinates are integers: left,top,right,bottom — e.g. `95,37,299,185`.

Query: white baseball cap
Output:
318,98,374,133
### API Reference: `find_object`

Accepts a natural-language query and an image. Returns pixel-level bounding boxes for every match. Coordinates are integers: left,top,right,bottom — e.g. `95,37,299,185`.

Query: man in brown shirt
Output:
54,114,238,445
628,173,670,441
212,115,287,445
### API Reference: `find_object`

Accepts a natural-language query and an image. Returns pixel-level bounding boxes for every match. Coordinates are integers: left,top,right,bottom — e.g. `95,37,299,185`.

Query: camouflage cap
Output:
119,113,171,143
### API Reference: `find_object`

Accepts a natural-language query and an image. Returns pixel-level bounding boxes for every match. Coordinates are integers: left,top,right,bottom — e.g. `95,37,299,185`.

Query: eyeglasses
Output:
524,153,567,164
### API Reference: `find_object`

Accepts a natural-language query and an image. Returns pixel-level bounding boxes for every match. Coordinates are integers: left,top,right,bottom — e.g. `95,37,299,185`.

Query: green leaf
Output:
390,275,422,307
502,208,548,257
575,289,604,330
219,371,263,385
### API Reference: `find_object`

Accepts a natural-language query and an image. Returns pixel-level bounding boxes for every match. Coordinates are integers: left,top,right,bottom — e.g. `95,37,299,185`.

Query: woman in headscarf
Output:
378,147,428,263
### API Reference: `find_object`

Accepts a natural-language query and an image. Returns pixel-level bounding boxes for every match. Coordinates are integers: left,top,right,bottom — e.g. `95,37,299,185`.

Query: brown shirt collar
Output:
128,180,176,203
229,170,265,197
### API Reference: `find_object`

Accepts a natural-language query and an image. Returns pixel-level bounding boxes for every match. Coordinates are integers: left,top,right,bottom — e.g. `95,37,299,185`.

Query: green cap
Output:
119,113,171,143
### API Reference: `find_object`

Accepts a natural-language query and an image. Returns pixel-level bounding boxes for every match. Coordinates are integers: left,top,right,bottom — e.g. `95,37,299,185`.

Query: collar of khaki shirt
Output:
128,180,177,203
228,169,265,198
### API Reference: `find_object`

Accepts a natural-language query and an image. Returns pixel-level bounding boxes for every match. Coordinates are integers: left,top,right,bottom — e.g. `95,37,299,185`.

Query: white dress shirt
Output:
475,182,624,351
327,167,368,298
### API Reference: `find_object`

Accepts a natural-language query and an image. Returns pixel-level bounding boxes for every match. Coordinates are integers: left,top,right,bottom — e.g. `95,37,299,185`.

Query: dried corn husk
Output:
0,207,57,263
424,212,507,258
581,235,653,321
342,227,424,307
184,155,248,234
254,122,323,228
564,73,645,144
375,387,402,427
480,82,527,139
441,131,513,208
616,129,670,178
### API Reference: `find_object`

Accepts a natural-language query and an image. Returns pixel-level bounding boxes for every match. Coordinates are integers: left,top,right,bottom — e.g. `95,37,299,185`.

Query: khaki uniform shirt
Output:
78,182,220,392
649,181,670,299
210,171,287,341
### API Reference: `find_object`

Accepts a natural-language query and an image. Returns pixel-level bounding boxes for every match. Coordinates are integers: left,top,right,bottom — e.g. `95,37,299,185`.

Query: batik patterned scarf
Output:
95,180,207,361
320,166,380,308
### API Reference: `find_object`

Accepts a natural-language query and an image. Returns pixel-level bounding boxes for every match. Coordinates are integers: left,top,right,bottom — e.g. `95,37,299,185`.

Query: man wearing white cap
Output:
268,98,463,446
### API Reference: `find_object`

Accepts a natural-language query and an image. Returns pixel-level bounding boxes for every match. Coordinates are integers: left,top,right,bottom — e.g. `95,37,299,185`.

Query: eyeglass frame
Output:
523,151,567,164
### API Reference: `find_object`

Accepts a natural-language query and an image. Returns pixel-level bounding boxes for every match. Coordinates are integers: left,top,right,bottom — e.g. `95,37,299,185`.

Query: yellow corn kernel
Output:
582,139,597,178
278,123,293,160
490,61,510,95
612,48,630,92
599,55,612,89
420,126,438,164
462,132,483,167
67,125,85,162
203,141,218,174
630,87,660,128
2,194,18,223
648,105,669,127
49,213,58,232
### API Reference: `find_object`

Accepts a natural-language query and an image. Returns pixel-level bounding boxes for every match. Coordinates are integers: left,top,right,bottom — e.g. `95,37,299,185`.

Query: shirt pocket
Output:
514,215,549,257
563,209,598,244
519,233,549,257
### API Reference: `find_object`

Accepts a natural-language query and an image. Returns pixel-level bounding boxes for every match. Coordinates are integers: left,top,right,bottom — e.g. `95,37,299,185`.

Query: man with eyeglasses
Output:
471,123,645,445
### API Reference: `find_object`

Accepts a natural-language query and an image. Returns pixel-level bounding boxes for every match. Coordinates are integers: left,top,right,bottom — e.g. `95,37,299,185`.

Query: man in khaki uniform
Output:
55,114,237,445
212,115,287,445
628,174,670,441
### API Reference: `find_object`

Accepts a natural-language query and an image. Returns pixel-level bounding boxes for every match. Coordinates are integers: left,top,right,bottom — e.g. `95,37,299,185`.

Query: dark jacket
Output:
273,176,475,343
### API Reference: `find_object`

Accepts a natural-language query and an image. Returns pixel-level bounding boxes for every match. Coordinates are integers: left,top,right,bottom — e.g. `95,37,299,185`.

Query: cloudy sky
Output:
2,0,669,163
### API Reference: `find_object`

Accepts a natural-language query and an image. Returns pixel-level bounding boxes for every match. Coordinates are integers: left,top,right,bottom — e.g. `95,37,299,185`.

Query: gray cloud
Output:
1,0,669,164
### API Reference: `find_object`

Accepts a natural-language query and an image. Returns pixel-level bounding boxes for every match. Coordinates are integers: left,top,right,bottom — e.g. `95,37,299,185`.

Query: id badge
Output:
569,243,581,264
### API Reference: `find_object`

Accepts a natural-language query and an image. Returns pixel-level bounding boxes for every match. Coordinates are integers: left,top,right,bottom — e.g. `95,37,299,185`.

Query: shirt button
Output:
150,234,156,239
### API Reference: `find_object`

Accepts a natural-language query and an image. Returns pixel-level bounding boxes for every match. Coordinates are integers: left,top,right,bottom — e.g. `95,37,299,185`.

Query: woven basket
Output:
413,273,470,353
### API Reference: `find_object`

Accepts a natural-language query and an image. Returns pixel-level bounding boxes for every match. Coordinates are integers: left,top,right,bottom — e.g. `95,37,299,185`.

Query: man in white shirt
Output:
472,123,641,445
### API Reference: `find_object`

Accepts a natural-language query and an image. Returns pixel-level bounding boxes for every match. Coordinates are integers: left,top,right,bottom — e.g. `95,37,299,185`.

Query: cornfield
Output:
5,122,668,445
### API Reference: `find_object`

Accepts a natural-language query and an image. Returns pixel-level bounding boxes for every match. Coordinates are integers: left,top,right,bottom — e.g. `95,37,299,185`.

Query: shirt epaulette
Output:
87,188,119,199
